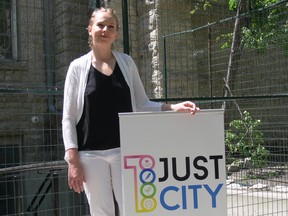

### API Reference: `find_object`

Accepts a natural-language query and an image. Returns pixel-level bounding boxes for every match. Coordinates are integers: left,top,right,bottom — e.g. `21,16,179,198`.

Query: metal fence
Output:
159,0,288,215
0,0,288,215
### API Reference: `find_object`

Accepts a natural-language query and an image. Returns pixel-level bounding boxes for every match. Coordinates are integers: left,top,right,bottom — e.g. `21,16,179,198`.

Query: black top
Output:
76,62,132,151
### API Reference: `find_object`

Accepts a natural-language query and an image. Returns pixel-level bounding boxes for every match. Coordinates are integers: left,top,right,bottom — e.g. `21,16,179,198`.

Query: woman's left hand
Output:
171,101,200,115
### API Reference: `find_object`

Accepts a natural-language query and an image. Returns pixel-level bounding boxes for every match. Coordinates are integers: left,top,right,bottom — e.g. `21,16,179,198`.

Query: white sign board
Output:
119,109,226,216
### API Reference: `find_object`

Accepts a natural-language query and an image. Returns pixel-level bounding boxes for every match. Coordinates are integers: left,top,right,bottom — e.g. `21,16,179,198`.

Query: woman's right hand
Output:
66,149,86,193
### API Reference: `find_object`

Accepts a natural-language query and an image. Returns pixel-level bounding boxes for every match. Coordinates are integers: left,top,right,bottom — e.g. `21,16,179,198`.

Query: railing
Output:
0,161,69,216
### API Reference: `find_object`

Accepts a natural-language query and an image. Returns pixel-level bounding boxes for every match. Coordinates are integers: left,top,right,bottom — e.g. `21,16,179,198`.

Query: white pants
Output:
79,148,122,216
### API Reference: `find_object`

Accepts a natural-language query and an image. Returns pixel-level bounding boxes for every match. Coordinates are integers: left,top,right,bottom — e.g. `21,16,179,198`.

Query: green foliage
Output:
216,33,233,49
241,2,288,53
228,0,281,11
191,0,288,54
190,0,216,15
225,111,269,167
224,0,288,53
228,0,237,10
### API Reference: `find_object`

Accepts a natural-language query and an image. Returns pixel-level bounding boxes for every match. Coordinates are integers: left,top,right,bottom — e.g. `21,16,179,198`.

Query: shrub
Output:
225,111,269,167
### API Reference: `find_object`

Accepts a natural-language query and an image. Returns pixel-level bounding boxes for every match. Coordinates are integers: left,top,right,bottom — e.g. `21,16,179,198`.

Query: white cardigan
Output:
62,50,162,151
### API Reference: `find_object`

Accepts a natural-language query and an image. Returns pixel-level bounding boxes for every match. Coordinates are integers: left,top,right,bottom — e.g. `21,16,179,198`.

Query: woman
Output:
62,7,199,216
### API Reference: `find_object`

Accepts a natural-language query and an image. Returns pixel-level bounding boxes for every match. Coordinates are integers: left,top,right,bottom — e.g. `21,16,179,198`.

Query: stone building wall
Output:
0,0,47,165
129,0,233,99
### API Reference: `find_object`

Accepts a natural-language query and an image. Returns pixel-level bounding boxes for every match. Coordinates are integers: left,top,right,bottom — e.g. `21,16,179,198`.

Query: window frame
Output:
0,0,17,61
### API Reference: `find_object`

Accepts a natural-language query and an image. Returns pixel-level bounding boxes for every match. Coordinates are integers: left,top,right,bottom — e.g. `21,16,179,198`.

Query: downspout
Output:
43,0,56,112
96,0,101,8
122,0,130,54
163,35,167,99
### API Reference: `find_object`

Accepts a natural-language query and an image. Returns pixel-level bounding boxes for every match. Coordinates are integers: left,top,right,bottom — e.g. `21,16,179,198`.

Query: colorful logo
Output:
124,155,157,212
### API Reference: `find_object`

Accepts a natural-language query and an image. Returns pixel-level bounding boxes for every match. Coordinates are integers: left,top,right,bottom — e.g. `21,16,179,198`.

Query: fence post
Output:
52,172,60,216
14,175,23,215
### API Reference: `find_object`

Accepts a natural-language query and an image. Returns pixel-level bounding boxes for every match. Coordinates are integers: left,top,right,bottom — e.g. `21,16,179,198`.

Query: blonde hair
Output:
88,7,119,49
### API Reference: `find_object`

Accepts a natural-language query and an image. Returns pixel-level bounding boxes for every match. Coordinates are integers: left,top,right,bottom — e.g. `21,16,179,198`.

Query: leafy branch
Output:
225,111,269,167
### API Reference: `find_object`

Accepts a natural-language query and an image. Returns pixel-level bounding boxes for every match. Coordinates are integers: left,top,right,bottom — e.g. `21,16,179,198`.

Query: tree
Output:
191,0,288,108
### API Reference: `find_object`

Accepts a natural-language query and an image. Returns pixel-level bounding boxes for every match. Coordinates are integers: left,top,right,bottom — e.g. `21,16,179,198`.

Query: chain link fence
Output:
0,0,287,215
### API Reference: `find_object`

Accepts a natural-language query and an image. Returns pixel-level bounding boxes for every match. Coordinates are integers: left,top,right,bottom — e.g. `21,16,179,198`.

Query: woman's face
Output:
88,10,118,48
